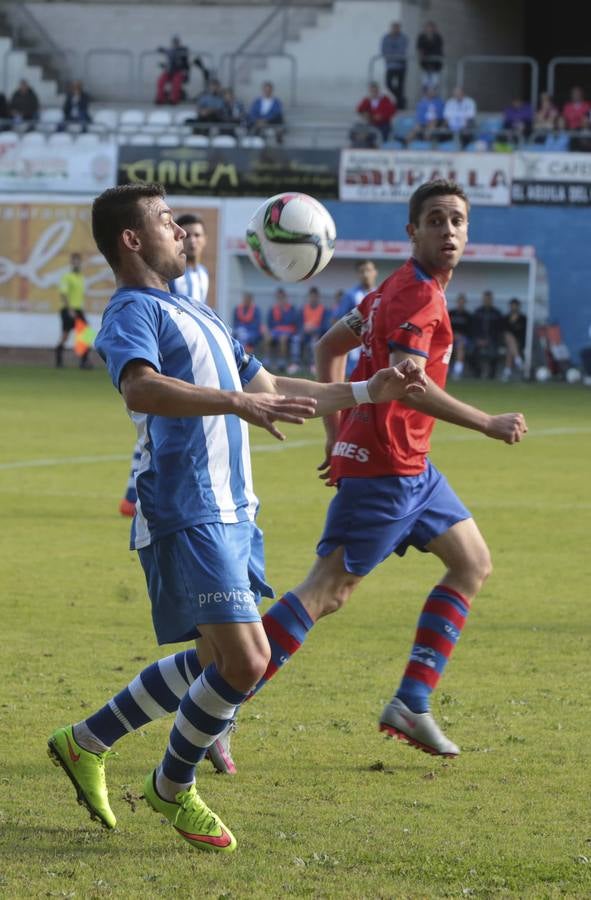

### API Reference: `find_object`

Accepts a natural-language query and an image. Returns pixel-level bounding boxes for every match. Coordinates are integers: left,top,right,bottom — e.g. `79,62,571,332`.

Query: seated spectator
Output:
502,97,533,140
10,79,39,128
449,293,473,380
301,287,327,368
155,36,190,105
406,86,444,143
188,78,226,132
471,290,504,380
443,86,476,147
264,287,301,373
533,92,561,138
221,88,246,133
0,92,9,129
61,81,92,131
562,86,591,131
233,291,264,353
501,298,527,382
248,81,284,143
349,111,381,148
416,21,444,91
356,81,397,141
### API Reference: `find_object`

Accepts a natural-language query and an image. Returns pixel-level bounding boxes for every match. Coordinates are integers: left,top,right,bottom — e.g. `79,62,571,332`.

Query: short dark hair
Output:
176,213,205,230
408,179,470,227
92,182,165,269
356,258,375,270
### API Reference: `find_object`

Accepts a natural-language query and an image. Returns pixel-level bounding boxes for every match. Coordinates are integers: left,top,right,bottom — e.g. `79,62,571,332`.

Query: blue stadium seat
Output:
392,113,416,141
381,139,404,149
478,114,504,141
437,140,457,151
407,140,432,150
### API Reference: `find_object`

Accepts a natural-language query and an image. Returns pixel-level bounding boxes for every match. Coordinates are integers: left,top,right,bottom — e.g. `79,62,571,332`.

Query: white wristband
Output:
350,380,373,405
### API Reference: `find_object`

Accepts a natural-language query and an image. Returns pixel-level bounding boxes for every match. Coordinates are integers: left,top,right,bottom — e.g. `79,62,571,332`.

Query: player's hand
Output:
368,358,427,402
484,412,528,444
317,440,336,485
237,392,317,441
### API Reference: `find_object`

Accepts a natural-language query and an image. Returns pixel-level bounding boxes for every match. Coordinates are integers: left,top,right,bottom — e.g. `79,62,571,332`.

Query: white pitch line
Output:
0,426,589,472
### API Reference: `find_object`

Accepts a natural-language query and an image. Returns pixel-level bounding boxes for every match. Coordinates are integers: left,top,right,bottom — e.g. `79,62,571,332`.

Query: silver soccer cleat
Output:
379,697,460,757
205,720,237,775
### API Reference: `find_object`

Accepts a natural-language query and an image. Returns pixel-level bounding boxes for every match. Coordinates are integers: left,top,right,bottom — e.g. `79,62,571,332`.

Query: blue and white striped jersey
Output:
95,287,262,550
170,264,209,305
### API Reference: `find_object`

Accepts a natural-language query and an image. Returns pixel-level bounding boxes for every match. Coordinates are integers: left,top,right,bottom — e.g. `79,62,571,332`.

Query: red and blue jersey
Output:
331,258,453,479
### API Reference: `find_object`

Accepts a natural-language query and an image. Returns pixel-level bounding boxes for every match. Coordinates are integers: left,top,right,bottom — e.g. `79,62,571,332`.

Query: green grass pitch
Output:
1,366,590,898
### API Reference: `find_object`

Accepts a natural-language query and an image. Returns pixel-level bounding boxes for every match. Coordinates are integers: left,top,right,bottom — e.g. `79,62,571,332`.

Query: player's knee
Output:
218,646,270,693
470,544,493,590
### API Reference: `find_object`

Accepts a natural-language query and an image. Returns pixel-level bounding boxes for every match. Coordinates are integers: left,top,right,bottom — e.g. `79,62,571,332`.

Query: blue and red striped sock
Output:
249,591,314,698
396,584,471,713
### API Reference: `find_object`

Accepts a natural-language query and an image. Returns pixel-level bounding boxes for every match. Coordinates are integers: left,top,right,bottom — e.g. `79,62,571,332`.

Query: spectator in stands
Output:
406,86,444,144
264,287,300,373
248,81,284,143
61,81,92,131
0,92,9,129
471,290,504,380
443,86,477,147
301,286,327,369
449,293,473,380
501,298,527,382
155,36,190,105
356,81,397,142
561,86,591,131
222,88,246,132
533,92,561,137
502,97,533,141
416,21,444,91
190,78,226,132
233,291,264,353
349,110,381,148
10,79,39,128
380,21,408,109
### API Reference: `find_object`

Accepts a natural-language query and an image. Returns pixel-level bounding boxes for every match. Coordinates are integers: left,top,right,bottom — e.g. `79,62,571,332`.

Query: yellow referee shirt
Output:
59,271,85,311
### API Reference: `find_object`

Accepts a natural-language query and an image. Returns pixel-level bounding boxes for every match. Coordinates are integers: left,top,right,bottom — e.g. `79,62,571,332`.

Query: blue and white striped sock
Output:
157,665,247,799
74,650,202,752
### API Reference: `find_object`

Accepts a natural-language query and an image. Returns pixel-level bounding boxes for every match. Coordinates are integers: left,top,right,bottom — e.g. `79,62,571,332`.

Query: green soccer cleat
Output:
47,725,117,829
143,770,237,852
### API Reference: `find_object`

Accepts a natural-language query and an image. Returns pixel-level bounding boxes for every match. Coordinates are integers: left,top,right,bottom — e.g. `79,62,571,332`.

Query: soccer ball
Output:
535,366,551,383
565,367,581,384
246,192,336,282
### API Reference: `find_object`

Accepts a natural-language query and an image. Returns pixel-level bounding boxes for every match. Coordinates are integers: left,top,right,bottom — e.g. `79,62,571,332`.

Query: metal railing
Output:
547,56,591,97
221,51,297,106
2,1,74,89
368,53,450,102
456,55,539,110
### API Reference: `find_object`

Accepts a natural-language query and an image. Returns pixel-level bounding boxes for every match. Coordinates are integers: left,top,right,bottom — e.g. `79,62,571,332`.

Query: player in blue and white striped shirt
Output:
119,214,209,517
47,182,425,852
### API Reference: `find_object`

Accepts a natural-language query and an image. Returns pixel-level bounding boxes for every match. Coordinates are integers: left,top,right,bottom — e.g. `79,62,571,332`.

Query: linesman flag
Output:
74,317,96,358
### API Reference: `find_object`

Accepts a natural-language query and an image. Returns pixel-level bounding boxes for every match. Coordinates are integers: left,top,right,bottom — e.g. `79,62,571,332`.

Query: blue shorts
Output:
138,521,273,645
316,461,471,576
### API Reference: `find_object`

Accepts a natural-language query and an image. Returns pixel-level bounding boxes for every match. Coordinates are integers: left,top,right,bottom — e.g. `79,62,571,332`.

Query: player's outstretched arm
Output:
120,360,317,441
391,349,528,444
246,356,425,418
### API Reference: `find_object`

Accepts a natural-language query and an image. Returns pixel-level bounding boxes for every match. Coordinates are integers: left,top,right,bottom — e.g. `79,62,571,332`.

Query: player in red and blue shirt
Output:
257,179,528,758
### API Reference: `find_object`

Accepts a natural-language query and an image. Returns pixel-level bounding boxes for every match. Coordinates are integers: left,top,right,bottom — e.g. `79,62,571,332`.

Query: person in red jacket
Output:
562,86,591,131
356,81,397,141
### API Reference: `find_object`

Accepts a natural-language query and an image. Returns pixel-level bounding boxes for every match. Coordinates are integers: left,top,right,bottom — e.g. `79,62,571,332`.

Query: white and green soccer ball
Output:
246,192,336,282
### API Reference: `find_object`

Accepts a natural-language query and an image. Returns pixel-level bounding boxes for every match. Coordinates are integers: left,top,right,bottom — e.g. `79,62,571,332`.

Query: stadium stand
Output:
1,2,591,151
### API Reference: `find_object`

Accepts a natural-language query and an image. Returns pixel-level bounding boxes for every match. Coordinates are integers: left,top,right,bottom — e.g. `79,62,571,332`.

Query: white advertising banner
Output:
0,139,117,193
512,152,591,205
339,150,512,206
